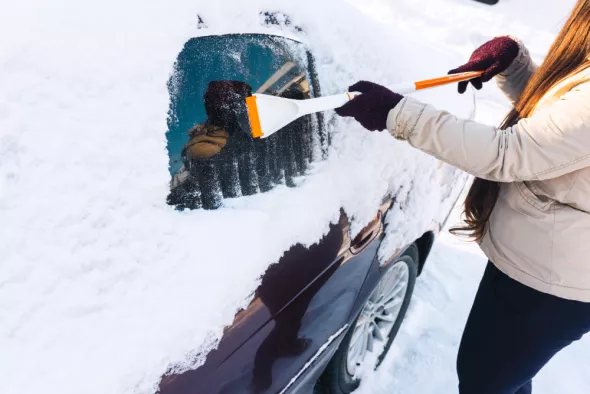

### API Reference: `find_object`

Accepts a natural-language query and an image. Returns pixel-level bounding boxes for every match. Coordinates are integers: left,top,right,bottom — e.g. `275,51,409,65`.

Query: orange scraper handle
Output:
414,71,484,91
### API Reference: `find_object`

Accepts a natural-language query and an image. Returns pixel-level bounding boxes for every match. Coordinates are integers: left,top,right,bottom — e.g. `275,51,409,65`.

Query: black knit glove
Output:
335,81,403,131
449,36,520,94
204,80,253,134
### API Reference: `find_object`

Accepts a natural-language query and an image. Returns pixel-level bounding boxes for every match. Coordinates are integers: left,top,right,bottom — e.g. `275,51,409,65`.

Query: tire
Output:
322,245,419,394
472,0,499,4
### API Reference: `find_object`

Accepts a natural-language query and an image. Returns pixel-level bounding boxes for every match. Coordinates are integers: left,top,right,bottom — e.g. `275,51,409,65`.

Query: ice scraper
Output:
244,71,483,139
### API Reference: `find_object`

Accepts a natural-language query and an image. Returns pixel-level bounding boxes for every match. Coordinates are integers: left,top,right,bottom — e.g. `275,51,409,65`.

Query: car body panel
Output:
159,208,391,394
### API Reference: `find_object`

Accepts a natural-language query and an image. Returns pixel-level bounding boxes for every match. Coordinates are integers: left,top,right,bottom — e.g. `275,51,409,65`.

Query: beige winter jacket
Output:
387,41,590,302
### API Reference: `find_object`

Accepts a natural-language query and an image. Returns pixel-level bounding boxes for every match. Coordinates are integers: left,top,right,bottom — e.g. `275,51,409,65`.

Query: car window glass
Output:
166,34,324,210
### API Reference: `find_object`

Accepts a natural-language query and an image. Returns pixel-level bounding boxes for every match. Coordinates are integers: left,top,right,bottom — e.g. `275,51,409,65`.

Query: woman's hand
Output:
335,81,403,131
449,36,520,94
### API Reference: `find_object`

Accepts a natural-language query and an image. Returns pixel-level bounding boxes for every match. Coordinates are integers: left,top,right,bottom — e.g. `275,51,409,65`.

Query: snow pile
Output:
1,1,472,394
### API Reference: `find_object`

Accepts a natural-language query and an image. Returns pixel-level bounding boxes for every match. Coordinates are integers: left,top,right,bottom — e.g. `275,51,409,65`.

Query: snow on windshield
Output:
1,1,472,393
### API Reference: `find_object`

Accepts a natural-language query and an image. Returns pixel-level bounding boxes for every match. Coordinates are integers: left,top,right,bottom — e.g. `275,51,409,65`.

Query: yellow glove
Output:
183,124,229,161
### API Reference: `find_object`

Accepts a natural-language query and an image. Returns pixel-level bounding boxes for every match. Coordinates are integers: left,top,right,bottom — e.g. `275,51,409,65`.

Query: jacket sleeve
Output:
386,80,590,182
495,38,538,105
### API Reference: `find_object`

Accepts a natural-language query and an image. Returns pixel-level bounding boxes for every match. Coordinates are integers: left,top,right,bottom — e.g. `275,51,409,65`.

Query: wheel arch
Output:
414,231,435,276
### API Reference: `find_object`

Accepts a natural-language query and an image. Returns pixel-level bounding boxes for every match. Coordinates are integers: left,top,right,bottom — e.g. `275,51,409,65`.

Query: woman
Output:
336,1,590,393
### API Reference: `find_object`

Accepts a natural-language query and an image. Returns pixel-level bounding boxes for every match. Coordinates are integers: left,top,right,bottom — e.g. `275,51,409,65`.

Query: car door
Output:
159,204,391,394
160,32,385,394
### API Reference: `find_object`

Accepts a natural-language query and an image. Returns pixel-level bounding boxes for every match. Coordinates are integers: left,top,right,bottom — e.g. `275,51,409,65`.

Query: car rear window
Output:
166,34,326,210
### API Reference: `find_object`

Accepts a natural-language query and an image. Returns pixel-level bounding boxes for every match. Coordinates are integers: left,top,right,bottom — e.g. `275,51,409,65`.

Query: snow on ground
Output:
0,1,471,394
350,0,590,393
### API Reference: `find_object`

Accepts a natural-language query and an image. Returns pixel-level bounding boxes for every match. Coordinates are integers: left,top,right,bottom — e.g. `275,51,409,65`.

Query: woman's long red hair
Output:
451,0,590,241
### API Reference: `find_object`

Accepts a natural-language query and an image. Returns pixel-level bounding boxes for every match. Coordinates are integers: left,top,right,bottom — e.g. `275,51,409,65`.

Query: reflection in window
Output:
165,34,326,210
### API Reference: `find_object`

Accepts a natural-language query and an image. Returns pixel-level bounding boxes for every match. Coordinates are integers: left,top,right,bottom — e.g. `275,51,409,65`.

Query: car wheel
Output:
322,245,419,394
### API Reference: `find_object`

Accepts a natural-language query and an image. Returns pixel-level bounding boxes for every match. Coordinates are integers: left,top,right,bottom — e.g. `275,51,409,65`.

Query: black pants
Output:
457,262,590,394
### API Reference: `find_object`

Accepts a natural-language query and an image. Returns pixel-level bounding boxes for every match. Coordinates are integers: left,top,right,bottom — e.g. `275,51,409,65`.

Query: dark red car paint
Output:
157,32,452,394
158,202,409,394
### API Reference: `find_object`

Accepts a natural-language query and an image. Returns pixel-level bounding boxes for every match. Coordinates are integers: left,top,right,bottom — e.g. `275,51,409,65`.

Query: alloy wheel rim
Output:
346,261,410,377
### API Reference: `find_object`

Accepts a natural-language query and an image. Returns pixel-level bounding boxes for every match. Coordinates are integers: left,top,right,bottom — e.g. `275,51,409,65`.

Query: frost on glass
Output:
165,34,326,210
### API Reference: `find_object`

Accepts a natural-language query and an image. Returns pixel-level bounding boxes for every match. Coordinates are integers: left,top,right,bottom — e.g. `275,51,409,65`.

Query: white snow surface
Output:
0,1,472,394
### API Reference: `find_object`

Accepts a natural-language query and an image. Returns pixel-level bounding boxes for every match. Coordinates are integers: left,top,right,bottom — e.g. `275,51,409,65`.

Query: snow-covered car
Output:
157,26,472,394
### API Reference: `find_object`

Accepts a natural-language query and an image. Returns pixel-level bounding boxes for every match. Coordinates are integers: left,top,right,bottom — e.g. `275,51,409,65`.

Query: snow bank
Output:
0,1,472,393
